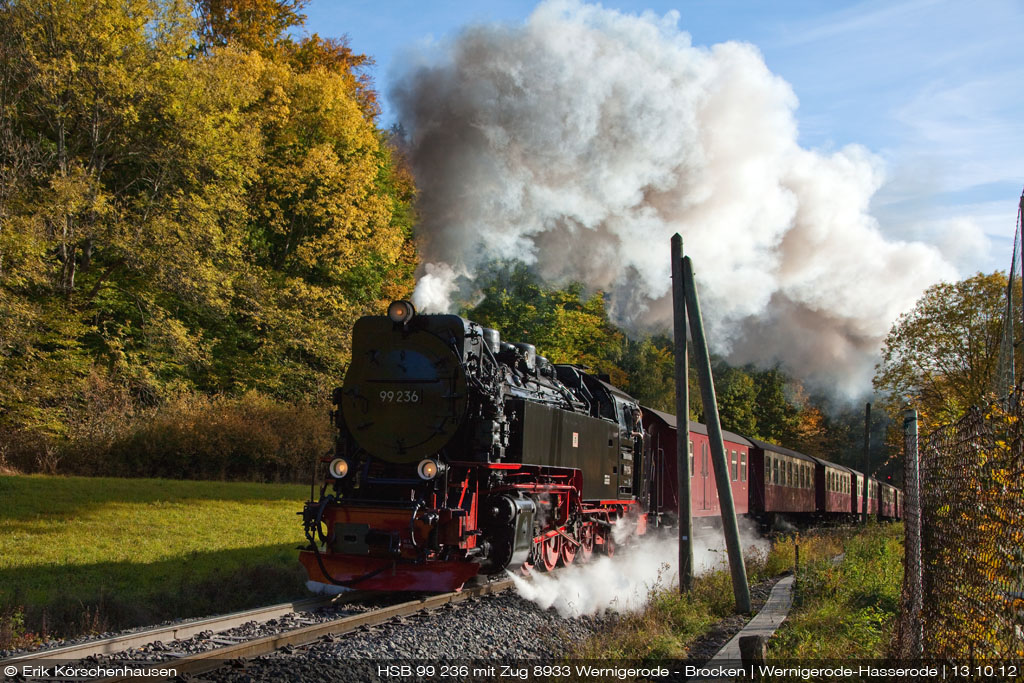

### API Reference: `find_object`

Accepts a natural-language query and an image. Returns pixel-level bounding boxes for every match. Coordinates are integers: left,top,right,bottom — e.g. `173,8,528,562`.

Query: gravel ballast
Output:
207,589,617,682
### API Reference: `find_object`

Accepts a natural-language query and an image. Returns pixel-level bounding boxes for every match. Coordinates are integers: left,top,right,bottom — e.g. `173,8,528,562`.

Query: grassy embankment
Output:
769,522,903,659
573,524,901,660
0,475,310,648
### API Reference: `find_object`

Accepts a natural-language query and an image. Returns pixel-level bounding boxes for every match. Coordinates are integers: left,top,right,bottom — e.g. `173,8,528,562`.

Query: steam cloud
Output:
392,0,958,396
508,518,768,617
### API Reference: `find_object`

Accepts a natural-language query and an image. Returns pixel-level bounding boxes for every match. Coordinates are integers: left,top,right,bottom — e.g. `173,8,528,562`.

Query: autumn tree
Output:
195,0,306,53
0,0,417,465
873,271,1008,430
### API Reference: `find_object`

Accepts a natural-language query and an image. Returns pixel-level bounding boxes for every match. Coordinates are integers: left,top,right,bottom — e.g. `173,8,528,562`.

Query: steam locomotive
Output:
299,301,900,593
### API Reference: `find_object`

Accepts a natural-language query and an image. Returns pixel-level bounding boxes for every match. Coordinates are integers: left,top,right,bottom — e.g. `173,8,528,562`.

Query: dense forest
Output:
1,0,958,484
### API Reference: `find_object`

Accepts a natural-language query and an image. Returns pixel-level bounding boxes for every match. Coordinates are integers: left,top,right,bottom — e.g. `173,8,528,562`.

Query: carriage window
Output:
731,451,738,481
773,458,779,484
740,453,747,481
787,461,793,486
688,440,694,477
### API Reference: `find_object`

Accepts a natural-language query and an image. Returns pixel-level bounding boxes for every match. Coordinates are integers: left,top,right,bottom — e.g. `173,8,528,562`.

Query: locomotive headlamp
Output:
387,300,416,324
417,458,446,480
328,458,350,479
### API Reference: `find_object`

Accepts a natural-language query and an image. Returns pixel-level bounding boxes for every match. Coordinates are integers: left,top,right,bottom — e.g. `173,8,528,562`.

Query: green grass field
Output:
0,475,312,644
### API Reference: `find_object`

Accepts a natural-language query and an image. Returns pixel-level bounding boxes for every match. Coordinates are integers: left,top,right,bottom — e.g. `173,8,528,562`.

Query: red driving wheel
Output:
600,528,616,556
538,535,560,571
579,524,595,562
559,531,578,566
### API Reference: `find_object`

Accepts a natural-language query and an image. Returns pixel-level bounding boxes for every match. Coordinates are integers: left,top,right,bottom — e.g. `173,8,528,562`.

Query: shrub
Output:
67,392,332,482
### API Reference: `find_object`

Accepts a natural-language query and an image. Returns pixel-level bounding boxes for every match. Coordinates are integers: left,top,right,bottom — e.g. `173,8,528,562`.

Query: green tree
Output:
619,337,675,412
713,363,758,437
750,366,800,444
465,264,626,385
873,271,1008,430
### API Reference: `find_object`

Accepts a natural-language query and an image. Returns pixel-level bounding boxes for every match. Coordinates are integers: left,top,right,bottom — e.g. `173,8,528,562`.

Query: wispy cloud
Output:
772,0,943,48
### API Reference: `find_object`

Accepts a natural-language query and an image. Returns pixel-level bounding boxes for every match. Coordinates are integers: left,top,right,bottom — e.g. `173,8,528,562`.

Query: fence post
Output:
903,406,923,658
794,531,800,604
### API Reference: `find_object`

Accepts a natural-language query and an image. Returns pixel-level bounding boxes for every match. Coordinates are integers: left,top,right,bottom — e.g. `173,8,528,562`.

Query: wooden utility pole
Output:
682,256,751,614
671,234,693,593
862,402,870,523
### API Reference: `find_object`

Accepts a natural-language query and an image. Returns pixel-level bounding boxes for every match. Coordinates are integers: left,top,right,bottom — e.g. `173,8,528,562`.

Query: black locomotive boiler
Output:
300,300,650,592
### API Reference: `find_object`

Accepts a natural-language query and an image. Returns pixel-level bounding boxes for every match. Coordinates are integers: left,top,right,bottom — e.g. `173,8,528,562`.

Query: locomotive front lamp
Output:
417,458,446,480
328,458,350,479
387,300,416,324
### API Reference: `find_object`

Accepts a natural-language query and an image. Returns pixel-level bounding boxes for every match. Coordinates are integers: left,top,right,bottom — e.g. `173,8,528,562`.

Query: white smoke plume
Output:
391,0,959,396
508,518,767,618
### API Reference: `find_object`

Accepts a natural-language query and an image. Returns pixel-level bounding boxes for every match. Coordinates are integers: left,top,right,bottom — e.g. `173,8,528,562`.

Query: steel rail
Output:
0,595,338,666
101,578,515,682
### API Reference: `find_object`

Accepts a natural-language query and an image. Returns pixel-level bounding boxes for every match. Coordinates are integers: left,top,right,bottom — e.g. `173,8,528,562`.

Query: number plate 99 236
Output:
379,390,421,404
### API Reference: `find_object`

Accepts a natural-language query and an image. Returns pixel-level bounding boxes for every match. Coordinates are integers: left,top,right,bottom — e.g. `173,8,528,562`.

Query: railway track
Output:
1,578,515,682
1,595,337,666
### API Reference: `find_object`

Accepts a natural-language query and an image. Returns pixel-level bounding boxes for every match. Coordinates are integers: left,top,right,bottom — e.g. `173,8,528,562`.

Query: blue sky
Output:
302,0,1024,277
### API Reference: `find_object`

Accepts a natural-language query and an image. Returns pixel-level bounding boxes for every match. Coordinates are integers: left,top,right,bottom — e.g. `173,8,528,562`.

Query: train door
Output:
701,441,710,510
614,399,635,497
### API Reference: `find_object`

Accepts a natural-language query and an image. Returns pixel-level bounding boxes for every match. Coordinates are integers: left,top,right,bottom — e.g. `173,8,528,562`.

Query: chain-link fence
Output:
896,393,1024,660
